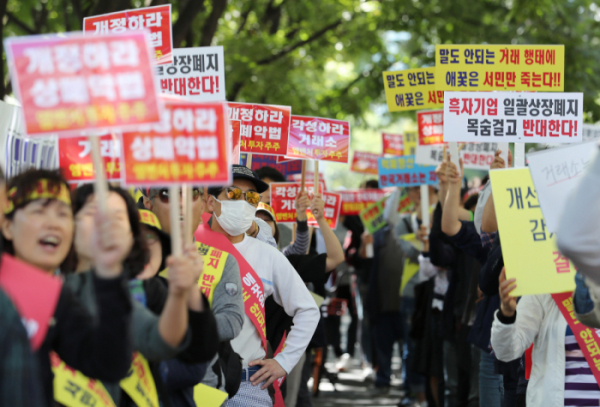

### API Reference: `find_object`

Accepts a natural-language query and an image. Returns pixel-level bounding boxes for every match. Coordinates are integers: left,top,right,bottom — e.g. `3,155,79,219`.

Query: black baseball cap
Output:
208,164,269,196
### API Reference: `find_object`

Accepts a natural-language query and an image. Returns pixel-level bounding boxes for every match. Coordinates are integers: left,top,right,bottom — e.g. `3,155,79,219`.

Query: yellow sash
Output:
119,352,160,407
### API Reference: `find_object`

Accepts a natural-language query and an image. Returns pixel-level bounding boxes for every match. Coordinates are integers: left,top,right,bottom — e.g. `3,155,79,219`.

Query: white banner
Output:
156,46,226,102
415,142,508,170
443,91,583,144
527,141,597,232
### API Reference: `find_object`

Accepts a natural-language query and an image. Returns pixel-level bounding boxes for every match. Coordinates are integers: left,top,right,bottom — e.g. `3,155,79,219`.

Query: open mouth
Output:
38,235,61,251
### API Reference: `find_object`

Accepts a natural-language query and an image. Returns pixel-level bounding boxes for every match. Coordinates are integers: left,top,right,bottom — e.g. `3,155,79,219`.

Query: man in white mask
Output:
206,165,320,407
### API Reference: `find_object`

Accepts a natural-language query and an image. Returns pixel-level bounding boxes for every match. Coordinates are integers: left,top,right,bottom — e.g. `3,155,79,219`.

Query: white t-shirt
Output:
230,235,320,373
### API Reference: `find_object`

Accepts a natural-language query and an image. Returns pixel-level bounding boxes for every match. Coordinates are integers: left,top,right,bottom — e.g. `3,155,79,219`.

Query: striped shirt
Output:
565,325,600,406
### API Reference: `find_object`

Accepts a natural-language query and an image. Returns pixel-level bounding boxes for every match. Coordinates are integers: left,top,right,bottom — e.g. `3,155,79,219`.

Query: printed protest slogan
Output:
378,155,438,188
239,153,302,179
360,198,386,234
435,45,564,91
339,189,388,216
59,133,121,182
443,92,583,143
382,133,404,156
418,110,444,145
383,67,444,112
286,116,350,163
490,168,576,296
415,142,509,170
351,151,381,174
404,132,417,156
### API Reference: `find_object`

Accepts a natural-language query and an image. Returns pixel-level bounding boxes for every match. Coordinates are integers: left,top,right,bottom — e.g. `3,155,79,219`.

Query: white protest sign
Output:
157,46,225,102
527,141,597,232
416,142,508,170
443,92,583,144
583,124,600,142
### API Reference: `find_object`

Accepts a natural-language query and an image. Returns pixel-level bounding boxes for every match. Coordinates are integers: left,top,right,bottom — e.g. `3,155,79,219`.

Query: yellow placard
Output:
435,45,564,91
383,67,444,112
401,258,420,295
399,233,424,252
489,168,575,296
194,383,229,407
120,353,159,407
404,131,417,156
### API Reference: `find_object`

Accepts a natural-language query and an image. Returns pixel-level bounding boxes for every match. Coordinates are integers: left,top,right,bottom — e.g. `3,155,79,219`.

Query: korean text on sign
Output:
228,103,291,156
378,155,438,188
418,110,444,145
435,45,564,91
404,132,417,155
359,198,386,235
157,46,225,102
58,134,121,182
489,167,576,296
443,92,583,144
415,142,509,170
5,31,161,137
84,4,173,65
382,67,444,112
340,189,388,216
121,98,230,186
351,151,381,175
382,133,404,156
286,115,351,163
239,154,303,179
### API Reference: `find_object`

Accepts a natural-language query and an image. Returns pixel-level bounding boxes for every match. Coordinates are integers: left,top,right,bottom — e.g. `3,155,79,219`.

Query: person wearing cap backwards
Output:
205,164,320,407
142,185,246,400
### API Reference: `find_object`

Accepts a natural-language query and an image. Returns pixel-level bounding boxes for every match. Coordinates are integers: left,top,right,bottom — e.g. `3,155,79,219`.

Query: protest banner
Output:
582,123,600,142
286,115,350,163
443,91,584,143
435,45,565,91
231,120,241,164
378,155,438,188
228,102,291,156
157,46,225,102
84,4,173,65
121,97,230,186
382,67,444,112
270,182,341,229
416,142,509,169
490,167,576,296
418,110,444,145
404,131,417,155
359,198,386,234
527,141,597,233
382,133,404,156
398,189,415,214
239,153,303,179
6,31,162,138
58,133,121,183
350,151,381,174
339,189,388,216
289,171,327,190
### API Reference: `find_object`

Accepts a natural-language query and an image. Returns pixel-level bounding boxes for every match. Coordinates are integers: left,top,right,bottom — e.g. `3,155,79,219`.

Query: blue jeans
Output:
479,350,503,407
400,297,425,395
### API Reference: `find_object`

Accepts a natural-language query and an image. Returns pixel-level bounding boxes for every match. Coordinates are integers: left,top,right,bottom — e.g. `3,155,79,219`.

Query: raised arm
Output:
311,193,345,271
283,191,311,256
441,157,464,237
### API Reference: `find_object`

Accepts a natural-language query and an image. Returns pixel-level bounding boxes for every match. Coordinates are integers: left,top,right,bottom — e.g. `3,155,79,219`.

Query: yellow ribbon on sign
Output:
193,383,228,407
119,352,159,407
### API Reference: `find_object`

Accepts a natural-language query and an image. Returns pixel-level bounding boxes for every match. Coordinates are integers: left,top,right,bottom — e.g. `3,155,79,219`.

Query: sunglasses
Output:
222,187,261,206
157,188,203,204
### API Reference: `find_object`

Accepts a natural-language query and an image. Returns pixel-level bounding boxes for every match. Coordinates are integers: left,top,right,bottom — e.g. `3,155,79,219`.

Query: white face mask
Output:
214,199,257,237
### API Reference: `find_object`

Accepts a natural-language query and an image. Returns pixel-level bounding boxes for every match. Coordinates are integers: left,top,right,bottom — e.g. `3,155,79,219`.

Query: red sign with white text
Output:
59,133,121,182
418,110,444,145
270,182,341,229
289,172,327,191
228,102,291,156
351,151,381,175
231,120,241,164
382,133,404,155
339,189,388,216
84,5,173,65
121,97,230,186
286,116,350,163
6,31,161,138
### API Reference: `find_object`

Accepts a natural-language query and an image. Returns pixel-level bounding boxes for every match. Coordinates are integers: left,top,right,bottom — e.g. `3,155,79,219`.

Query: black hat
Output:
209,164,269,195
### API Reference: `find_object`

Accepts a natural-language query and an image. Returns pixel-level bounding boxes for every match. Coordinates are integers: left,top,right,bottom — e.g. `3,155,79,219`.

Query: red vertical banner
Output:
418,110,444,145
286,116,350,163
84,4,174,65
382,133,404,155
58,133,121,182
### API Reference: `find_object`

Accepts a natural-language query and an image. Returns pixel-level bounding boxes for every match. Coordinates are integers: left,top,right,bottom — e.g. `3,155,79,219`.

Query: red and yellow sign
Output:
418,110,444,145
351,151,381,175
382,133,404,156
339,189,388,216
59,134,121,183
286,116,350,163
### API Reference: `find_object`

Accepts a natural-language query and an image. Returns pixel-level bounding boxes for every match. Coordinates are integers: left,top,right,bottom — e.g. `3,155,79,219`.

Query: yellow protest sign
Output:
120,353,159,407
194,383,228,407
490,168,575,296
404,131,417,156
401,258,420,295
383,67,444,112
435,45,564,91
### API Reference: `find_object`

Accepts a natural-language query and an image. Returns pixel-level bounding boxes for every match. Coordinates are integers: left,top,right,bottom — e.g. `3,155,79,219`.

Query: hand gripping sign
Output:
5,31,162,137
84,4,174,65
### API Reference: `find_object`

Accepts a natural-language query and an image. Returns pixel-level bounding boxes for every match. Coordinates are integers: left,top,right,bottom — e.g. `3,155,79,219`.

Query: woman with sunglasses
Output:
63,184,219,407
0,169,133,407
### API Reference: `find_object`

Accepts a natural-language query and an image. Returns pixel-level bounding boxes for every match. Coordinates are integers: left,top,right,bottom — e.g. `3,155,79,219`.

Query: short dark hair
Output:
255,166,285,183
364,179,379,189
464,194,479,212
62,184,149,278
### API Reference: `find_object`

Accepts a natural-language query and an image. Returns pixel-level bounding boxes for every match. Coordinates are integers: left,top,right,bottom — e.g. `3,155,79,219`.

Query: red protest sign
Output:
382,133,404,155
289,172,327,191
339,189,388,216
6,31,161,138
418,110,444,145
84,4,173,65
58,133,121,183
228,103,291,156
231,119,241,164
270,182,341,229
286,116,350,163
351,151,381,175
121,97,230,186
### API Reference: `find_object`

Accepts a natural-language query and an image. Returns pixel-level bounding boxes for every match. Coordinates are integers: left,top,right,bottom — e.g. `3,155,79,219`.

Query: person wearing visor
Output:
205,165,320,407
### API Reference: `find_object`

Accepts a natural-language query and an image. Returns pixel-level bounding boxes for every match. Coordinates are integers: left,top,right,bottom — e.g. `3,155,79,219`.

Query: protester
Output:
0,169,133,407
205,164,320,407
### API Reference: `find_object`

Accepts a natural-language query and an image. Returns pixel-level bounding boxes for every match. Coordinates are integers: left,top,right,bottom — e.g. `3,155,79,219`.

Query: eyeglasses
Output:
157,188,203,204
222,187,261,206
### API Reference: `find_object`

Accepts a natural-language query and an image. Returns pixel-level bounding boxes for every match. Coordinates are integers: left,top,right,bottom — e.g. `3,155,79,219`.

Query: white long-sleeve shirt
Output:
418,254,448,310
230,235,320,373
